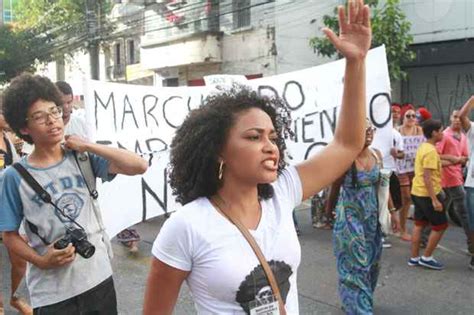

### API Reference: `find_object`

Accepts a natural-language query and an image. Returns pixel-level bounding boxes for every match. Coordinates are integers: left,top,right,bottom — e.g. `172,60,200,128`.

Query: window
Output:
232,0,250,29
163,78,179,87
127,40,135,64
115,43,121,65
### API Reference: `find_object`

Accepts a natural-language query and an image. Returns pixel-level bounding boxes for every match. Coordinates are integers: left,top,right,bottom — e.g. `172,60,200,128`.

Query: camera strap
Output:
13,163,57,245
13,158,88,246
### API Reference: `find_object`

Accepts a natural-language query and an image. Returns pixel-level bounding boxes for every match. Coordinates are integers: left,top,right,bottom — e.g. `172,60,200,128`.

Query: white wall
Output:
221,27,276,76
397,0,474,44
218,0,277,76
274,0,339,74
36,48,108,96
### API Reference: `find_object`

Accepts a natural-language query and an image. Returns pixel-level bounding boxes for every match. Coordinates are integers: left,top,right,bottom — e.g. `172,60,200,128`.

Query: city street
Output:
1,1,474,315
2,205,473,314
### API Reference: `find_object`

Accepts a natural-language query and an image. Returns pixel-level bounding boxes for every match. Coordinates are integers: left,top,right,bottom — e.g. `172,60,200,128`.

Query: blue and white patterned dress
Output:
333,164,382,315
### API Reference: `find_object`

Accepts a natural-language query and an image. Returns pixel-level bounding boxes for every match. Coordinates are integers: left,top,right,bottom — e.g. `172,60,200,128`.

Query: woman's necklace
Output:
211,194,262,229
355,154,374,171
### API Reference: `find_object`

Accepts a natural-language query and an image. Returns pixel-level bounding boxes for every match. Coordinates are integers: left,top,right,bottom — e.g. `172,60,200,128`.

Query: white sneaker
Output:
382,238,392,249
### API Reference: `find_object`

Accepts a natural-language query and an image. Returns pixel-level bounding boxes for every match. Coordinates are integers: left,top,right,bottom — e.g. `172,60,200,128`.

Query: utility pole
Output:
0,0,4,26
86,0,100,80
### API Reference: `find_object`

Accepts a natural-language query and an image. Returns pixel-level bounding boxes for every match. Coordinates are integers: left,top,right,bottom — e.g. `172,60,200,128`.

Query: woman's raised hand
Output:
323,0,372,61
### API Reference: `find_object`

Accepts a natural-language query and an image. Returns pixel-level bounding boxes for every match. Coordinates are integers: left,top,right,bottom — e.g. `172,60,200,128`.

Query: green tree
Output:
13,0,113,79
0,25,52,83
16,0,112,50
309,0,415,82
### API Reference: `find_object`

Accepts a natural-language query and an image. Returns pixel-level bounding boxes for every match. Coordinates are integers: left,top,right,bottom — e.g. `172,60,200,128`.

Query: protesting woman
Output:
144,1,372,313
326,119,399,314
397,106,424,241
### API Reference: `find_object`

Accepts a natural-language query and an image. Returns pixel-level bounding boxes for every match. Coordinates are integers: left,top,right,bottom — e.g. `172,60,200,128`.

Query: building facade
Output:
397,0,474,123
38,0,474,123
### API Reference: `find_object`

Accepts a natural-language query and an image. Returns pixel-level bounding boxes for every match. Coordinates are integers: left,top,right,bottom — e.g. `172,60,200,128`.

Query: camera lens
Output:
75,240,96,259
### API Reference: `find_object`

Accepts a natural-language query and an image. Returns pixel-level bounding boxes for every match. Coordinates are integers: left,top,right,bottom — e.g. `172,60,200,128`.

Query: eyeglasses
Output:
405,114,416,119
26,107,63,125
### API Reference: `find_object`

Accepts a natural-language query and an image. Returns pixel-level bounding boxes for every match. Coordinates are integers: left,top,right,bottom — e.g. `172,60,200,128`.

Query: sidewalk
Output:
2,206,473,314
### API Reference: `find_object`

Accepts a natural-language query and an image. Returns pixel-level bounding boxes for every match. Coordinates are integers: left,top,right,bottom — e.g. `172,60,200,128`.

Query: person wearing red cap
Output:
392,103,402,127
416,107,432,124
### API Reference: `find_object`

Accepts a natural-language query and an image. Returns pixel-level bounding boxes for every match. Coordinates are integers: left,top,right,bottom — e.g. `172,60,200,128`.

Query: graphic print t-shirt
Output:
0,150,115,308
153,166,303,314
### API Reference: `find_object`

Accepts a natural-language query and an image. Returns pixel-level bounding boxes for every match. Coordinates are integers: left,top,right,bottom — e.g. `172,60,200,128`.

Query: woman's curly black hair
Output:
1,73,63,144
169,85,293,205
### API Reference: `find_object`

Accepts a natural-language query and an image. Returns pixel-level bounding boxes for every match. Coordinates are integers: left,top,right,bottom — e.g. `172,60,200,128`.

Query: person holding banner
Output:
144,0,372,314
397,106,424,241
0,74,148,314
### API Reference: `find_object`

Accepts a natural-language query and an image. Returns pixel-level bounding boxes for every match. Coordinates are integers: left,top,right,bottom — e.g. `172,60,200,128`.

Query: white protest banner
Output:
204,74,248,87
84,46,392,237
396,135,425,174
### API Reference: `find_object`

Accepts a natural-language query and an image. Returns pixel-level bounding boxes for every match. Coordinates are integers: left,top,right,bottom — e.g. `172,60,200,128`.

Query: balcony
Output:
141,0,219,47
139,1,221,70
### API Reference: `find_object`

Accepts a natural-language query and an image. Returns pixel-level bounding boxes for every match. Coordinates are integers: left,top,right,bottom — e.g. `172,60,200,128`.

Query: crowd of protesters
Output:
0,1,472,314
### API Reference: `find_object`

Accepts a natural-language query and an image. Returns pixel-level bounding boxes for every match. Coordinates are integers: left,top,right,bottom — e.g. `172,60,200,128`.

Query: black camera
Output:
54,227,95,259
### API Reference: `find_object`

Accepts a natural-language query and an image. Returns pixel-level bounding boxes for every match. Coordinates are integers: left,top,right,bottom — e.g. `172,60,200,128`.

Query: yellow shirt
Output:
411,142,442,197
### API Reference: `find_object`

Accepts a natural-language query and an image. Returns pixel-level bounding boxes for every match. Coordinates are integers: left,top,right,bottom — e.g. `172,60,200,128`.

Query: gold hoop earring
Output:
218,161,224,180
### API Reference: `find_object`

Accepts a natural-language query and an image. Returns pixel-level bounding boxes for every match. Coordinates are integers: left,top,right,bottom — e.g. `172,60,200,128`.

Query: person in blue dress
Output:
326,118,398,314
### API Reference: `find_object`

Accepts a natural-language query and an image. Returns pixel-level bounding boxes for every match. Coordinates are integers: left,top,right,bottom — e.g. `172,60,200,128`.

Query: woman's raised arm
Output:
297,0,372,200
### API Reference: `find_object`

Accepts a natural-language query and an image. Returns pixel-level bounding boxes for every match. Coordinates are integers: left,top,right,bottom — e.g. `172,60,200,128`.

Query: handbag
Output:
377,168,392,234
211,198,287,315
370,149,392,234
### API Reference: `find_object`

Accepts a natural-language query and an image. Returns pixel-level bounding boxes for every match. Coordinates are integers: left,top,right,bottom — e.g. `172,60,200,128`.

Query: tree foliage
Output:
0,25,52,84
309,0,415,82
15,0,113,57
0,0,114,82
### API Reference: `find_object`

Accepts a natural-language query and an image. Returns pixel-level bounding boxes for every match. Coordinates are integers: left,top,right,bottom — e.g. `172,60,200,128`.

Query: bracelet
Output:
389,208,398,213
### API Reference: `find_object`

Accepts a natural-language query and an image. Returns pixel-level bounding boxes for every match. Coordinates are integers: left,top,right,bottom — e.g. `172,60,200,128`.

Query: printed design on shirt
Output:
54,192,85,223
396,135,425,173
235,260,292,314
30,175,87,207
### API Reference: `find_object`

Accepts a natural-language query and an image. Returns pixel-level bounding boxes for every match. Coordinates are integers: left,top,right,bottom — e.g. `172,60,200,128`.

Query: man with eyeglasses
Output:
0,74,148,314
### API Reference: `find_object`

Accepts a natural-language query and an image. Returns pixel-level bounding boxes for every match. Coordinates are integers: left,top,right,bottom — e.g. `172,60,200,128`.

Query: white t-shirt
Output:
65,110,91,140
383,128,404,171
464,122,474,187
152,166,303,314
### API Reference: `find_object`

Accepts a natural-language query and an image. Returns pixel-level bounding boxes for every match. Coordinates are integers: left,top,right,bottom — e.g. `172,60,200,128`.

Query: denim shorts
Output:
463,187,474,231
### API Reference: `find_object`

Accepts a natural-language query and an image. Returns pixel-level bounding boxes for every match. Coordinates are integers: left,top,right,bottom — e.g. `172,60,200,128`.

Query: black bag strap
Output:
73,151,98,200
72,151,114,259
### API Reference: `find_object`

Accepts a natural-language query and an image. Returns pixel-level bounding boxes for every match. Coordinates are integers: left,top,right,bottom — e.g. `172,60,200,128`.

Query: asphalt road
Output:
2,206,473,314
